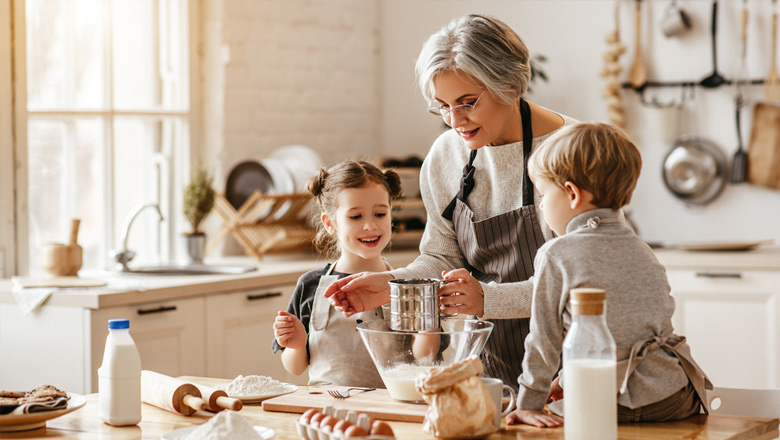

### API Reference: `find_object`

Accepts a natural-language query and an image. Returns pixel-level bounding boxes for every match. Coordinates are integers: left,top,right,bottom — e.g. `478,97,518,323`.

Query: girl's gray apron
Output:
308,263,386,388
441,98,545,389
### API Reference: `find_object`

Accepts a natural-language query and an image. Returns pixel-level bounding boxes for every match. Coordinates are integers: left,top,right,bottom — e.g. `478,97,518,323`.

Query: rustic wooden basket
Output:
206,191,315,260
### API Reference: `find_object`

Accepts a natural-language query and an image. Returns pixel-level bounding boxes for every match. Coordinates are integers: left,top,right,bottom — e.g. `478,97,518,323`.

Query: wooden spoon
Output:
766,3,780,100
629,0,647,89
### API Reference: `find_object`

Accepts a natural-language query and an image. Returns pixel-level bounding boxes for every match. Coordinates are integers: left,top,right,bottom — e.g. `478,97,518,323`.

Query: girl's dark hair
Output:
307,160,403,257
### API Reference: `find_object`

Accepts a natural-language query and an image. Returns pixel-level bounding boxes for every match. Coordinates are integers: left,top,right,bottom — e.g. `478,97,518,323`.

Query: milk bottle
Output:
98,319,142,426
562,288,616,440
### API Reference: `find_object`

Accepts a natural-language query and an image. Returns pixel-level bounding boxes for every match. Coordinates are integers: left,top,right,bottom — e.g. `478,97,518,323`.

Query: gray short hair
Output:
415,14,531,106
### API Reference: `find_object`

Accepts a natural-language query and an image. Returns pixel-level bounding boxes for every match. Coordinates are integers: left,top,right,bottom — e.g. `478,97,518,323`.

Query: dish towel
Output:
11,280,55,315
0,397,69,416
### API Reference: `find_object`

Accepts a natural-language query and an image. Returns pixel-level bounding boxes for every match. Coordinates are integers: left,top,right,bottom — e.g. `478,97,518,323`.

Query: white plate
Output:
268,144,324,193
260,157,297,220
230,385,299,403
676,240,772,251
161,425,274,439
0,393,86,432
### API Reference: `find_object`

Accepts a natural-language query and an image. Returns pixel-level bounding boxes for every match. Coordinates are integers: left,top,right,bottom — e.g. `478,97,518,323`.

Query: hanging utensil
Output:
629,0,648,89
731,0,749,183
766,0,780,100
701,0,726,88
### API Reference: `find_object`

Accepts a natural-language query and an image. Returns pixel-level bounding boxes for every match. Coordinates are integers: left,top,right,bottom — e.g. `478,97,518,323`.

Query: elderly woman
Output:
325,14,577,389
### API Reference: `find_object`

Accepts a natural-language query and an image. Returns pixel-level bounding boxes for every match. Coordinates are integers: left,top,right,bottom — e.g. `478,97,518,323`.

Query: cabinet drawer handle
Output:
137,305,178,315
695,272,743,279
247,292,282,301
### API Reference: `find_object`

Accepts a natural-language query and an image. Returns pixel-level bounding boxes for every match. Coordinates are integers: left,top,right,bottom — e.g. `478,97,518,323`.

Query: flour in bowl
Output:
186,410,263,440
215,374,296,396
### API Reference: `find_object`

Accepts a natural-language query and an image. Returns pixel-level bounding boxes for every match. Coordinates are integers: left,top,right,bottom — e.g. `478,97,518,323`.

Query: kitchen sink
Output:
119,264,258,276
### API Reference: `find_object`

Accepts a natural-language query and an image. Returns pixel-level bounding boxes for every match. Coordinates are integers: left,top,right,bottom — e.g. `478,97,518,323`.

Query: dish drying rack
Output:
206,191,315,259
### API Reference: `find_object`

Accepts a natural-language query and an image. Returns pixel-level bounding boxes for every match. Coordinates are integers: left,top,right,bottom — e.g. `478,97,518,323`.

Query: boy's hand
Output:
548,376,564,402
505,408,563,428
439,268,484,316
273,311,306,349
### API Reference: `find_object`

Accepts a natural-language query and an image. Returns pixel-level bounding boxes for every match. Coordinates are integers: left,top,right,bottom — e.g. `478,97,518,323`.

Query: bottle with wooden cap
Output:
98,319,142,426
562,288,616,440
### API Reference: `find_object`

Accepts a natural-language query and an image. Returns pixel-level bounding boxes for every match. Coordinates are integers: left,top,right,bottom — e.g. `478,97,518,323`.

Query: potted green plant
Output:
182,166,215,264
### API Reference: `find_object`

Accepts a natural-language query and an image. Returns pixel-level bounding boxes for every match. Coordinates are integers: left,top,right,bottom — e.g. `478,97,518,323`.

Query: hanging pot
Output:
662,136,727,206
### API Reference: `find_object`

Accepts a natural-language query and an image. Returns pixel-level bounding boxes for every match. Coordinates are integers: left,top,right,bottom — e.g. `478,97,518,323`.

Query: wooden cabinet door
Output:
205,284,307,385
89,297,206,393
668,269,780,389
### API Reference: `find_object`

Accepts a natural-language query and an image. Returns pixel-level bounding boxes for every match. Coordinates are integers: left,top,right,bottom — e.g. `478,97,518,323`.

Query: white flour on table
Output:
215,374,296,396
185,410,262,440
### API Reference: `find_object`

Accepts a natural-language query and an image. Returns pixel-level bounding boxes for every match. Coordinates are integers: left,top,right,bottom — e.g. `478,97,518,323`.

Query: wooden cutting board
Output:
747,102,780,190
261,388,427,423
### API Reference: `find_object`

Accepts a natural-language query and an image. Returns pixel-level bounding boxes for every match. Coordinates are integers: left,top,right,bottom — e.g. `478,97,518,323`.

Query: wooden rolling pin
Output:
141,370,206,416
192,383,243,412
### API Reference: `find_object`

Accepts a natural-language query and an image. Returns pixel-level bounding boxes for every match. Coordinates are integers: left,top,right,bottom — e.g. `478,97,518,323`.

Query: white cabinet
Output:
0,296,205,394
0,303,89,393
89,297,206,392
205,284,307,385
667,269,780,389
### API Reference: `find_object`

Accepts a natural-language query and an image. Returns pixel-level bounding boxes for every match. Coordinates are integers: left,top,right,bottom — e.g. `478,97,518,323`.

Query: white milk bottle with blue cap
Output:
98,319,142,426
563,288,616,440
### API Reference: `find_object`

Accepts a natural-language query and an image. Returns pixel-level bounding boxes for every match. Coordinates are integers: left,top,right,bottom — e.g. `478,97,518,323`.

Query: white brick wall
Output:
204,0,381,181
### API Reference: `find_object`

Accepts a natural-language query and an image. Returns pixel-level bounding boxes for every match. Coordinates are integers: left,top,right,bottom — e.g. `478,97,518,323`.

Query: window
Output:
21,0,194,273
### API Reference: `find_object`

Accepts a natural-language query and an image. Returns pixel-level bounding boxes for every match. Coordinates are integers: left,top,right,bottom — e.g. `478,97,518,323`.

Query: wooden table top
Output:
2,394,778,440
0,381,777,439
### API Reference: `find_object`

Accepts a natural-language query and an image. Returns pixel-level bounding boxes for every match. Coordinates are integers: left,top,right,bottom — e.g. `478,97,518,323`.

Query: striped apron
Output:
441,98,546,389
308,263,386,388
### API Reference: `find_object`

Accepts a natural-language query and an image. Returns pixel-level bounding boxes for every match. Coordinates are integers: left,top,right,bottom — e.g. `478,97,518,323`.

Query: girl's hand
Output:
324,272,394,317
273,311,306,349
548,376,564,402
439,268,484,316
505,409,563,428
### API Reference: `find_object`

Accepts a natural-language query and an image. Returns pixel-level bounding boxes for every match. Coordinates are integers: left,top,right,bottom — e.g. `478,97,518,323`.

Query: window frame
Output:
0,0,202,276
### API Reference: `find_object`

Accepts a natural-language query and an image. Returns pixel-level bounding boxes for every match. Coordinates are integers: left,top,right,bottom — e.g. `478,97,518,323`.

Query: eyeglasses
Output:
427,91,485,120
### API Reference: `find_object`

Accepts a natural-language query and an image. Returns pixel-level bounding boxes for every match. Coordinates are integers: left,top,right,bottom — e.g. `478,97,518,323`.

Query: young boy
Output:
506,122,711,428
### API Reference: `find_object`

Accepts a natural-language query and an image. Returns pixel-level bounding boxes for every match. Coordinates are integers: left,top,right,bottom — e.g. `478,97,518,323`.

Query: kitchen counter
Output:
0,251,421,309
10,384,778,440
3,247,779,310
654,246,780,271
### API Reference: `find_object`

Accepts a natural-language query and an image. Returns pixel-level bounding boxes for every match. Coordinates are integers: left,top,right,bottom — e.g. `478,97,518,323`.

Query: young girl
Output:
272,160,402,387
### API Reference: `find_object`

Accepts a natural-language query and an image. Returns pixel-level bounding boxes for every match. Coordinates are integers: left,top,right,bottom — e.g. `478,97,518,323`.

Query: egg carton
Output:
296,405,396,440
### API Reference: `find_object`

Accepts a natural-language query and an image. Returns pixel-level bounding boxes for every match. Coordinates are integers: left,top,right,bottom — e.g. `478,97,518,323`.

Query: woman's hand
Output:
323,272,394,317
505,409,563,428
439,268,484,316
273,311,306,349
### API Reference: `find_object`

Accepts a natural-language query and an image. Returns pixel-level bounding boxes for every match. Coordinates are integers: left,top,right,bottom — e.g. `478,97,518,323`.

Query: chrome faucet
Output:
111,202,164,271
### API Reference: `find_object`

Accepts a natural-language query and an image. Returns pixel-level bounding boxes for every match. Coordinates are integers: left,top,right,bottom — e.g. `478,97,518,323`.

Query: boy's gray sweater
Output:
517,208,691,410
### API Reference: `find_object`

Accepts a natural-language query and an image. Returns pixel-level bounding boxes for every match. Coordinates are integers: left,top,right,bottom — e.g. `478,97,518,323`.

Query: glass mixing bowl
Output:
357,318,493,403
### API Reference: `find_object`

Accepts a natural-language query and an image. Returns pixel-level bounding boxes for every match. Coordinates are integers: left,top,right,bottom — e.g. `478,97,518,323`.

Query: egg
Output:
309,411,325,428
344,425,369,438
319,415,338,432
299,408,319,425
333,419,353,436
370,420,395,437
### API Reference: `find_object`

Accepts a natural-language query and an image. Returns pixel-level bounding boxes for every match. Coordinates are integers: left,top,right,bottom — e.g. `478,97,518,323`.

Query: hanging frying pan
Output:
662,136,727,206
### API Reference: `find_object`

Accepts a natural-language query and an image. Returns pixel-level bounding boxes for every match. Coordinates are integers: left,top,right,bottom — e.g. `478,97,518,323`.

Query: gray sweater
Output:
517,208,690,410
391,110,577,319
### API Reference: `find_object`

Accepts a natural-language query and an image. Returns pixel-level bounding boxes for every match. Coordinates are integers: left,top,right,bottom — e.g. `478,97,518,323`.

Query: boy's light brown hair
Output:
529,122,642,210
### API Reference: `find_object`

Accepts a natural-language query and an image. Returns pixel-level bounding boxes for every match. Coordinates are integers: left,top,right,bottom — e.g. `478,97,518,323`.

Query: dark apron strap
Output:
442,149,478,221
442,98,535,221
519,98,534,207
